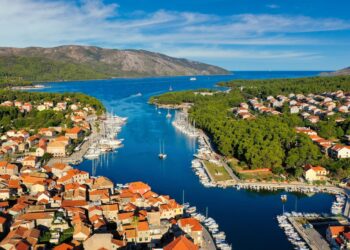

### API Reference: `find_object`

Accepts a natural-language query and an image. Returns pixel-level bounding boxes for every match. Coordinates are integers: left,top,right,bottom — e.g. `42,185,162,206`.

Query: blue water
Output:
35,71,333,250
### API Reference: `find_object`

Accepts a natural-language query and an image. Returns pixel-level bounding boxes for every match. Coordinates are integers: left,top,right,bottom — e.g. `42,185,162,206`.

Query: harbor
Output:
183,203,232,250
48,113,127,166
39,73,337,250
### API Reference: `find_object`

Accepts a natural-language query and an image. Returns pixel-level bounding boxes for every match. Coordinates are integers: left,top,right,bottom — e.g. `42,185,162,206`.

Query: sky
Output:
0,0,350,70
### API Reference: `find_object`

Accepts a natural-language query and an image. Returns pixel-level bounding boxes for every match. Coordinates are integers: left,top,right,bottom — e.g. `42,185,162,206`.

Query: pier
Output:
288,217,331,250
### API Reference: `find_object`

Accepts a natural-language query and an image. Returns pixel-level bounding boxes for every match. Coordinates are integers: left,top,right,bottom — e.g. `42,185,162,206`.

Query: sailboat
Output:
169,85,173,91
166,109,172,119
190,77,197,81
158,140,167,159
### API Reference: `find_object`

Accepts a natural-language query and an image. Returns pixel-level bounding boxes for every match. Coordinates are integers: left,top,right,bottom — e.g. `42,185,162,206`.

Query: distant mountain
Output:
0,45,230,81
321,66,350,76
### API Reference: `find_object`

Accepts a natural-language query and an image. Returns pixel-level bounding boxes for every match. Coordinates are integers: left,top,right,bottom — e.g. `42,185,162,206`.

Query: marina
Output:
84,113,127,160
36,72,332,250
183,203,232,250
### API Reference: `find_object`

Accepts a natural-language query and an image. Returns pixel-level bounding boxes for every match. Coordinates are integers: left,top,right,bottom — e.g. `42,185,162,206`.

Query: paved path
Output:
289,217,331,250
201,225,216,250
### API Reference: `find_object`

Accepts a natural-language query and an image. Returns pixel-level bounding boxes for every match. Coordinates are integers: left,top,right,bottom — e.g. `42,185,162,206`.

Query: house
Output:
57,169,89,185
306,115,319,124
55,136,71,146
136,221,151,243
51,163,72,178
22,156,37,168
0,216,8,233
83,233,114,250
329,144,350,159
73,223,91,241
101,204,119,221
128,182,151,195
178,218,203,246
164,235,198,250
326,226,350,249
16,212,54,228
304,165,329,182
38,128,56,138
290,106,300,114
47,141,67,157
65,127,84,140
0,227,40,249
0,161,18,175
22,103,32,112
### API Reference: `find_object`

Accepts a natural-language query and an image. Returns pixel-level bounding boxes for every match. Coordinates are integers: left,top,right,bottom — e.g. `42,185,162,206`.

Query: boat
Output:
158,140,167,159
281,194,287,202
169,85,173,91
166,109,172,119
190,77,197,81
135,92,142,96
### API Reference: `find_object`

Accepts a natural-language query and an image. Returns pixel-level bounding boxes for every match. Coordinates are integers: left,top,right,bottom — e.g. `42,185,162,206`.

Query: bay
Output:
34,71,333,250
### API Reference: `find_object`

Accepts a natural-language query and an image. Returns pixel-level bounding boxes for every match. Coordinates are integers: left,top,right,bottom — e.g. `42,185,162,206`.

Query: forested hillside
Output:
0,45,230,81
151,76,350,179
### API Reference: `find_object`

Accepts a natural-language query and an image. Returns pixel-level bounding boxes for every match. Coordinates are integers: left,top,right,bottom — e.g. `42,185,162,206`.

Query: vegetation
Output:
151,76,350,179
0,56,109,82
218,75,350,98
0,90,105,132
0,74,32,88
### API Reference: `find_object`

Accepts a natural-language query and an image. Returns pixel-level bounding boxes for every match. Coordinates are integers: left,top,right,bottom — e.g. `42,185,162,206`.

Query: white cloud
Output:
160,47,320,60
267,4,279,9
0,0,349,63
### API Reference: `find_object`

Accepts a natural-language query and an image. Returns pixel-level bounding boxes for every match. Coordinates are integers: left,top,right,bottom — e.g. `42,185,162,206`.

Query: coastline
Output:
25,72,234,85
155,101,347,195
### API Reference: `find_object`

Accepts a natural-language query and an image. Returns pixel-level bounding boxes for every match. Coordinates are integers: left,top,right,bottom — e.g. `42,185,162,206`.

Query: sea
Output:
33,71,334,250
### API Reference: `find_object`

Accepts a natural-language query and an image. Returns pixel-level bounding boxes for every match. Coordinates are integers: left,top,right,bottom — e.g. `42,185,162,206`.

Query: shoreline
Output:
26,73,233,85
157,103,347,195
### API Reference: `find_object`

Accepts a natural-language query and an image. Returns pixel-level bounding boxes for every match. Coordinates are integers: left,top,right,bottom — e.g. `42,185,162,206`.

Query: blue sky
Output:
0,0,350,70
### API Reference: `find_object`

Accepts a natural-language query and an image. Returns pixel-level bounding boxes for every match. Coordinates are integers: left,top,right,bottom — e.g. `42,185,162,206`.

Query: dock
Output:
288,217,331,250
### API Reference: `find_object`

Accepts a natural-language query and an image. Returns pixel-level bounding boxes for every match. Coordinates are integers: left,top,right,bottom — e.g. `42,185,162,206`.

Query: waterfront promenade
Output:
48,115,101,165
201,225,217,250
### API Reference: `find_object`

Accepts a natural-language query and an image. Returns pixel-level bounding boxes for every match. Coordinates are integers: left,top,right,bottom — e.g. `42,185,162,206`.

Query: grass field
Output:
203,160,232,182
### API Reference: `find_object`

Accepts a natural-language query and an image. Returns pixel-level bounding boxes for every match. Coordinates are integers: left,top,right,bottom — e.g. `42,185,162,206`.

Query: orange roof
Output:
128,181,151,195
304,164,327,173
125,229,136,238
332,144,350,151
18,212,54,221
329,226,345,237
164,236,198,250
8,179,21,189
66,127,82,134
137,221,149,231
178,218,202,232
0,216,7,224
53,243,74,250
118,212,134,221
21,175,45,185
52,162,69,170
23,155,36,161
62,200,88,207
